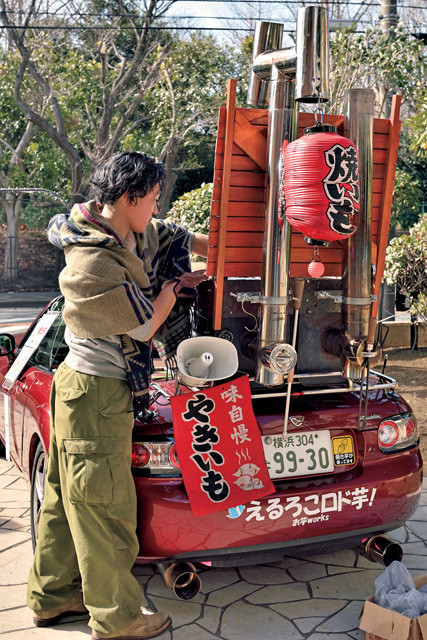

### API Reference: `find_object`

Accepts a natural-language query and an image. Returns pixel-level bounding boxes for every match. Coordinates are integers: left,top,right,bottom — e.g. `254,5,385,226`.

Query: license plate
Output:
262,431,334,479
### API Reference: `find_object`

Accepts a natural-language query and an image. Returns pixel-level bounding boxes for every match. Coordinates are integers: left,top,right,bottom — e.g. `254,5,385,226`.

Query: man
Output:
27,151,208,639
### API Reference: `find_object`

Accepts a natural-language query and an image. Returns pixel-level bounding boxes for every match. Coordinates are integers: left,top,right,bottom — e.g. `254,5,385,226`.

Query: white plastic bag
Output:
374,561,425,618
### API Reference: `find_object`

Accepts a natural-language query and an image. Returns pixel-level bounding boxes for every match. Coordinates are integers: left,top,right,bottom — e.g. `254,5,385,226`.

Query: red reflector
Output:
169,444,180,469
406,418,416,439
132,444,150,467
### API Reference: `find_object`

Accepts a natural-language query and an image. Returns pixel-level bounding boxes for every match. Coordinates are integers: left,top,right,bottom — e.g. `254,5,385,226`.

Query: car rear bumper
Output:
134,447,423,562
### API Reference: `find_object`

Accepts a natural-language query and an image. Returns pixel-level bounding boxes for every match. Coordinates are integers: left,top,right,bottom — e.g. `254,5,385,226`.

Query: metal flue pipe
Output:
342,89,376,378
248,6,330,386
247,21,284,107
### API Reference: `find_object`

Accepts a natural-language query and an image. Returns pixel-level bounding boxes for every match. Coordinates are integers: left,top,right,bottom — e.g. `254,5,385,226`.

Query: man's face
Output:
127,184,161,233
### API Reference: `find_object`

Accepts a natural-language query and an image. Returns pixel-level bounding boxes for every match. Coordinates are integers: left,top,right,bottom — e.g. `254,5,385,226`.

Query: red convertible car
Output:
0,295,422,597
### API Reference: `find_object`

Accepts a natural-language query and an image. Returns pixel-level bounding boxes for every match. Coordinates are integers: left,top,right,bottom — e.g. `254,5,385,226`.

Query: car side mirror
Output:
0,334,16,356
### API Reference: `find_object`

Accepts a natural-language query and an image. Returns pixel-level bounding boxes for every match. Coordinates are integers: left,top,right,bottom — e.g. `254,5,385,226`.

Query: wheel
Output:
30,442,46,552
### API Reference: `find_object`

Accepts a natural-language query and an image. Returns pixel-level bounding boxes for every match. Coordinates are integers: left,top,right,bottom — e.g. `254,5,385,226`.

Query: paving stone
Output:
220,601,302,640
271,598,348,619
0,460,16,475
327,566,365,576
0,538,33,583
288,561,328,582
238,564,293,585
199,567,240,594
388,526,408,543
0,583,28,610
1,518,31,533
316,600,364,633
245,581,310,605
400,541,427,555
407,505,427,521
310,570,381,600
402,555,427,570
0,529,31,553
406,521,427,539
206,580,261,607
348,630,366,639
0,476,29,491
305,550,357,567
146,594,202,627
293,616,325,633
171,623,219,639
306,634,356,639
355,555,377,569
197,604,222,634
268,556,304,569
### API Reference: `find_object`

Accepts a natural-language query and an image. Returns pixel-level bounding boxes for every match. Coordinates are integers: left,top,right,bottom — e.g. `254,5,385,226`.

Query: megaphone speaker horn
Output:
176,337,239,386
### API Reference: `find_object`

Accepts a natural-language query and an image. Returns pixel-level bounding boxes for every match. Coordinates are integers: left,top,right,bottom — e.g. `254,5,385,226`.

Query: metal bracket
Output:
314,291,377,305
231,292,290,305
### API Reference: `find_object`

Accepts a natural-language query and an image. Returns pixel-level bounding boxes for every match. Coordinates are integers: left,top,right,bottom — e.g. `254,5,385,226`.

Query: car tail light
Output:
378,413,419,453
132,444,150,467
131,441,181,474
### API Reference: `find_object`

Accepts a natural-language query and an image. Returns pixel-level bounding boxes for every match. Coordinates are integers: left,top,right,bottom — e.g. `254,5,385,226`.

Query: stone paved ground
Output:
1,458,427,639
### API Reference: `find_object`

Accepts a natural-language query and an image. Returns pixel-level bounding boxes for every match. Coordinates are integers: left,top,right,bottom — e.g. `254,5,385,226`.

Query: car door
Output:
20,301,67,475
1,298,66,473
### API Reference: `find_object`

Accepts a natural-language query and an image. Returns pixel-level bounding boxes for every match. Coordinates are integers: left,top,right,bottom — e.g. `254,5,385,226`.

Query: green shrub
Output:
167,182,213,236
384,215,427,321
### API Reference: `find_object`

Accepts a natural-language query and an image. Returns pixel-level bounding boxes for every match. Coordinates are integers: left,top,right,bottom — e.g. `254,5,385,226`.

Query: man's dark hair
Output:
89,151,166,205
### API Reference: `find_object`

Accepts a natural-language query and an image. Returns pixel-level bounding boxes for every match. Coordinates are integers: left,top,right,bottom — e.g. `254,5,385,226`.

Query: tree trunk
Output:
2,194,23,283
158,136,179,218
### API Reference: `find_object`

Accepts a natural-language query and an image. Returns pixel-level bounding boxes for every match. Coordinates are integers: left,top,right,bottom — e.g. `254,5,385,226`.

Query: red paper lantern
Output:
280,124,360,244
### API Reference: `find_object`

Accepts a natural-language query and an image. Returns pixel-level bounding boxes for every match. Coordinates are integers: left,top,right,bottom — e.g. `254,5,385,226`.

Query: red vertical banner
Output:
171,375,275,517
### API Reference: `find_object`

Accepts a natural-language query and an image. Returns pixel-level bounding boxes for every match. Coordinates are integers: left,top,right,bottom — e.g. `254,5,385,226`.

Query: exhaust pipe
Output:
158,562,201,600
361,535,403,567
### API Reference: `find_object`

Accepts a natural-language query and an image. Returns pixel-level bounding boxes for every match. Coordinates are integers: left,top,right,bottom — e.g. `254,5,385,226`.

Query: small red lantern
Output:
281,123,360,245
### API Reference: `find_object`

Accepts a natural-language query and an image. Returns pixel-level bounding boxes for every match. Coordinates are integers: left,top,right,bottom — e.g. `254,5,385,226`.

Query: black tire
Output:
30,442,46,552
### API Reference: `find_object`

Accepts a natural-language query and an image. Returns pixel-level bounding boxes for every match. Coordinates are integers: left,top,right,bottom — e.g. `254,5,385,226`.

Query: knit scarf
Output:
48,200,192,397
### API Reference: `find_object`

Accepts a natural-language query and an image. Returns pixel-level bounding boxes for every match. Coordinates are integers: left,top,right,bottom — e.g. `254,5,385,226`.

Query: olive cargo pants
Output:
27,363,142,634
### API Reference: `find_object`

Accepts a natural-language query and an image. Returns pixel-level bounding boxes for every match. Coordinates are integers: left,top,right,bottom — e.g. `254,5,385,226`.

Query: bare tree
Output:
0,121,36,280
0,0,178,200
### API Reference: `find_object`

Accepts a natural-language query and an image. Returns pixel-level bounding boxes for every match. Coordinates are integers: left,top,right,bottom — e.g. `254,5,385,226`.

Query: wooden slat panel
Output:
213,170,266,189
213,262,345,278
373,134,389,150
212,185,266,203
373,119,391,134
212,79,237,329
234,110,268,171
208,102,398,293
371,96,402,318
209,232,264,249
210,217,265,233
210,200,265,217
209,246,344,264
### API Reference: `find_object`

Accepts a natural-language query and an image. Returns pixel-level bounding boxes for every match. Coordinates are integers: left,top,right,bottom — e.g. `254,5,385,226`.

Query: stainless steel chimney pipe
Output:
296,5,329,102
256,69,298,385
342,89,375,376
247,6,330,385
247,21,284,107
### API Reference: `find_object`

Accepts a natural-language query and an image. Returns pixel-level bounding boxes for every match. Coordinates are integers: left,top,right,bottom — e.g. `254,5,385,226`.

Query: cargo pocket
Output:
100,380,133,417
63,437,131,505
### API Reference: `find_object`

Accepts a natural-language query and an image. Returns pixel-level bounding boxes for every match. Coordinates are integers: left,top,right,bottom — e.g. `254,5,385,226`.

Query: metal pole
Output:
256,70,297,386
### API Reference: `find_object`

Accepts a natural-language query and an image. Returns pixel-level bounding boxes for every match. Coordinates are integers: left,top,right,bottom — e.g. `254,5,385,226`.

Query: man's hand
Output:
173,270,207,299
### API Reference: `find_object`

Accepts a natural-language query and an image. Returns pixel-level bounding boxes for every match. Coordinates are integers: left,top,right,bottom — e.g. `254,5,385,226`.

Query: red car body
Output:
0,297,422,567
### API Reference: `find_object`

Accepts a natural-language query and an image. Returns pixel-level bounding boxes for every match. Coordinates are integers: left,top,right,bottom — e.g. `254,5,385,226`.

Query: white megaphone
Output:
176,337,239,387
